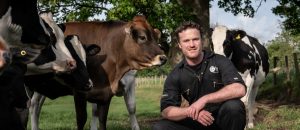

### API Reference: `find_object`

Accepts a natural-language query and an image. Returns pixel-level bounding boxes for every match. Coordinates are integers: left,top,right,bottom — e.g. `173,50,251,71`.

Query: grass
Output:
28,86,163,130
28,78,300,130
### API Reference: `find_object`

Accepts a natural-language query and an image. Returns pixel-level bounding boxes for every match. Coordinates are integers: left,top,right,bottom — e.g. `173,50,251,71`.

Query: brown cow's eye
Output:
139,36,146,41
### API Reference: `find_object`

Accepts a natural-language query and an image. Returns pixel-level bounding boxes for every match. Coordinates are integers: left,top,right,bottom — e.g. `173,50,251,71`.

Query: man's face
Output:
178,28,202,60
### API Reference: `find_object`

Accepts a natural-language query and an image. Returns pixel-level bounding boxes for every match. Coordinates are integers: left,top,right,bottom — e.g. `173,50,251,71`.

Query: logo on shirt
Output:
209,66,219,73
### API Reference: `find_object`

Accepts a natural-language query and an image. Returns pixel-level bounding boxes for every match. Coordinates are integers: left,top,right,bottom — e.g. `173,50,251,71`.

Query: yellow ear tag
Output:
235,34,241,40
20,50,27,56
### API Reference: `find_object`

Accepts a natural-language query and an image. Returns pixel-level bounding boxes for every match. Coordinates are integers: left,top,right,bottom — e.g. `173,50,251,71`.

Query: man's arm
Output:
161,106,188,121
189,82,246,119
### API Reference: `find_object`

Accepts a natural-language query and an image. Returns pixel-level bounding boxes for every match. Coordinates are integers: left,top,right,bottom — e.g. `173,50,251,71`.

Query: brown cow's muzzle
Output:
151,54,167,67
159,55,167,65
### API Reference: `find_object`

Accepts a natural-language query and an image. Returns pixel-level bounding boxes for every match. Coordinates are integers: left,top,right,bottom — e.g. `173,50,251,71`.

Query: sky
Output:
210,0,284,43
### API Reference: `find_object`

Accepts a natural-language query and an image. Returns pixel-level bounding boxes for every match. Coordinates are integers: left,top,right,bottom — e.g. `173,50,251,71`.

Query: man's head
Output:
174,21,203,64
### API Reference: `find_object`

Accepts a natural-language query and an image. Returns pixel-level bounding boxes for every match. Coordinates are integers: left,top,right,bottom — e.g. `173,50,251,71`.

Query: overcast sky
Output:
210,0,284,43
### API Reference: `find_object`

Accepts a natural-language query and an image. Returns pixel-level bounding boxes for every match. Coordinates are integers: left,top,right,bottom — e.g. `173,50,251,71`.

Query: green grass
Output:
28,80,300,130
28,86,163,130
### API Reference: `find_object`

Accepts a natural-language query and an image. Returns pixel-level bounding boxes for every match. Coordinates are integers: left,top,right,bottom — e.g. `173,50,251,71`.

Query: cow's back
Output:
63,21,126,53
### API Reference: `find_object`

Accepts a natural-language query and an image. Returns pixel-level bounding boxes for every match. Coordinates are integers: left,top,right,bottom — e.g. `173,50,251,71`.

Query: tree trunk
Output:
177,0,211,50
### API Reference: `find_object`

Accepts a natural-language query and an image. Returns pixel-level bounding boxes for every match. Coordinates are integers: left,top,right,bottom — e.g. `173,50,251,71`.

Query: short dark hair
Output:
173,21,202,42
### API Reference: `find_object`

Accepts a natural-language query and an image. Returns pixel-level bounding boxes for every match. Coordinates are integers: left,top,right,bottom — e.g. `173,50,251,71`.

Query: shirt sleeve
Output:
160,70,182,112
216,55,246,88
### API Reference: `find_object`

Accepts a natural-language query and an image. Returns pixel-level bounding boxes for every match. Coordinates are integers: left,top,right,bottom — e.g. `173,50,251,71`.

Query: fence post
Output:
285,56,290,81
293,53,299,76
273,56,278,86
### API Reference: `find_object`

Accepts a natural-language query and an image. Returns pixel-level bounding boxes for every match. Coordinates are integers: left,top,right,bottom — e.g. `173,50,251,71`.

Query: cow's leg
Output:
247,84,260,129
124,81,140,130
97,97,112,130
90,103,98,130
74,93,87,130
30,92,46,130
240,74,255,129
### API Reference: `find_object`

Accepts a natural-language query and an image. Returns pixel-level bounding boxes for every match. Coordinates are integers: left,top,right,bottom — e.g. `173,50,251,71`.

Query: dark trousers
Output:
152,99,246,130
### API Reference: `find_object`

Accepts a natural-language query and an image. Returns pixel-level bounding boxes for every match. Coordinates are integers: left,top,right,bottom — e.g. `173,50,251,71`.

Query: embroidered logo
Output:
209,66,219,73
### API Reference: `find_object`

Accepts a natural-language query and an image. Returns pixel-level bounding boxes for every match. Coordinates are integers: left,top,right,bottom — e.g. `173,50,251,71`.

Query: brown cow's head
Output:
123,15,167,70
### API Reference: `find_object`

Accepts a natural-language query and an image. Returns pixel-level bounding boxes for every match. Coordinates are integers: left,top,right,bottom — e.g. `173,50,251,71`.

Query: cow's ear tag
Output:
20,50,27,56
235,34,241,40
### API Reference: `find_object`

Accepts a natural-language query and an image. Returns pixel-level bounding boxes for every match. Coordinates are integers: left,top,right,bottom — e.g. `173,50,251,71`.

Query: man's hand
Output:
187,98,207,120
197,110,214,126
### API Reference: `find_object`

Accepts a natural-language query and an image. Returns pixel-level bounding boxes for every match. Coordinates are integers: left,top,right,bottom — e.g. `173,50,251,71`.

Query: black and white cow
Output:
23,12,100,130
26,12,78,75
0,0,55,128
211,25,269,128
25,35,100,130
0,0,53,69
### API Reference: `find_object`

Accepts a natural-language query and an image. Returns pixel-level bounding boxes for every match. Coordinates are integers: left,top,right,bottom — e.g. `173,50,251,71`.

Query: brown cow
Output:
60,15,167,130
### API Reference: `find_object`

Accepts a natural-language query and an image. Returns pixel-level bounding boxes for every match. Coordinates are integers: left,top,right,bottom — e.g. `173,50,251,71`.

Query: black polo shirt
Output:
160,51,245,112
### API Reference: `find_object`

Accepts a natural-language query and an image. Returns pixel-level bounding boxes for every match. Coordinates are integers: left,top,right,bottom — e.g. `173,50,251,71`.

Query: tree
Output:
38,0,266,67
177,0,265,50
272,0,300,35
266,28,299,68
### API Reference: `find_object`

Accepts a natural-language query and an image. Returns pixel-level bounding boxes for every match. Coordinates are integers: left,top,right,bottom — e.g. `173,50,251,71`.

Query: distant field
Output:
27,77,300,130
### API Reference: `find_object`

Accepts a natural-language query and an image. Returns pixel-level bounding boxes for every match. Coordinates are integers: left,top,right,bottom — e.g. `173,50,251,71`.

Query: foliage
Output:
37,0,267,54
266,28,300,68
38,0,109,22
136,61,172,77
272,0,300,35
216,0,265,17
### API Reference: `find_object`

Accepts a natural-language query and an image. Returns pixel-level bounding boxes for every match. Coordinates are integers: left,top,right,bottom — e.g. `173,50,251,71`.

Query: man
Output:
152,21,246,130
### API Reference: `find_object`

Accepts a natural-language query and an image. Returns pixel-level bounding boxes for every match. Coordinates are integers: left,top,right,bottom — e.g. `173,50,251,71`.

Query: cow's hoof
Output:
247,123,254,129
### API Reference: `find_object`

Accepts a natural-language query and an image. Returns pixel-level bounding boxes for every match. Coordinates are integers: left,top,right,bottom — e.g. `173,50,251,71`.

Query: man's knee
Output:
152,120,168,130
220,99,245,115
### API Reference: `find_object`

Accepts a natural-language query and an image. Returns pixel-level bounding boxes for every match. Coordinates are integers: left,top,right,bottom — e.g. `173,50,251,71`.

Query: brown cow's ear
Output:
154,29,161,39
124,22,132,35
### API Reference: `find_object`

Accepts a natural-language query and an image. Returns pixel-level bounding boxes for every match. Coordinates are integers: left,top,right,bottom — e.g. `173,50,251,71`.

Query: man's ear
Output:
84,44,101,56
177,42,182,49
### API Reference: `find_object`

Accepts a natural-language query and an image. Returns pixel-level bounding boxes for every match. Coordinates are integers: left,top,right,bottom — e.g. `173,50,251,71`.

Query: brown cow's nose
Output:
159,55,167,65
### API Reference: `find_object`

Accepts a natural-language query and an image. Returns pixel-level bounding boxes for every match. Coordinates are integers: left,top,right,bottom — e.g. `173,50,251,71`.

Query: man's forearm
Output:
161,106,188,121
201,83,246,104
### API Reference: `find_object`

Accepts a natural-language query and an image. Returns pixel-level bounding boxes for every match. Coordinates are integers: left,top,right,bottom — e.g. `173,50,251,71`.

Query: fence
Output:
272,53,300,86
136,75,166,88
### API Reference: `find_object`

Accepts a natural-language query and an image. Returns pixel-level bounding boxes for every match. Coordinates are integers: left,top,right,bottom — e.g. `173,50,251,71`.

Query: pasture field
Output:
28,77,300,130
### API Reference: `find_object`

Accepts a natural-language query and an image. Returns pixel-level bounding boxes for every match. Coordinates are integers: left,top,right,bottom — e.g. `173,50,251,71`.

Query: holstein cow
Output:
25,35,100,130
0,0,53,65
23,12,100,129
211,25,269,128
57,15,167,130
0,0,53,129
26,12,78,75
27,11,93,128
